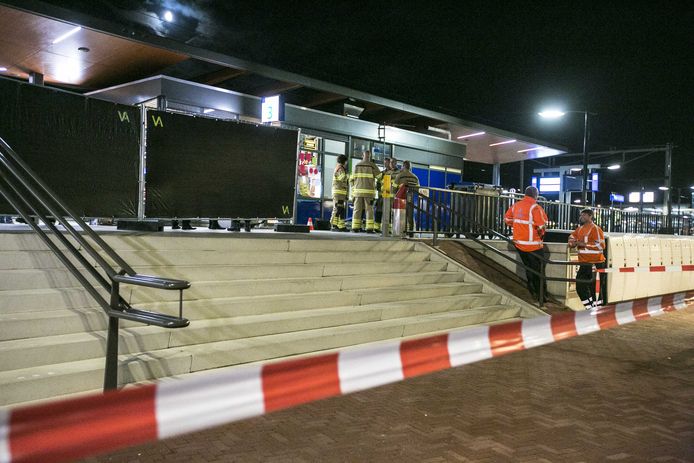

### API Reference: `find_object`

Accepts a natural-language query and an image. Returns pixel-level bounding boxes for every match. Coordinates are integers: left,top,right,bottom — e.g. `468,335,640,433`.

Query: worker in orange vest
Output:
504,186,549,303
568,208,606,311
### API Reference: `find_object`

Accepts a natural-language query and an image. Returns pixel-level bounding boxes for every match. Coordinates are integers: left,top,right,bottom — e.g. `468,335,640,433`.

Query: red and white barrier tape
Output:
1,291,692,463
596,265,694,273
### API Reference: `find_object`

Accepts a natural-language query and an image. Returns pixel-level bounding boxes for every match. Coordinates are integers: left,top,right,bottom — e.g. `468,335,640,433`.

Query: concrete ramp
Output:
0,233,542,406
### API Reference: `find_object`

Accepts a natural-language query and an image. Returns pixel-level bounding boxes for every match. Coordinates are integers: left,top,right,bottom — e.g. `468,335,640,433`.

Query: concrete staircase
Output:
0,233,541,406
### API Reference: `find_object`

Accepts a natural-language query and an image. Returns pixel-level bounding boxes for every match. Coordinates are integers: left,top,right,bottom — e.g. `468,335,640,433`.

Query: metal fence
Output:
412,187,692,237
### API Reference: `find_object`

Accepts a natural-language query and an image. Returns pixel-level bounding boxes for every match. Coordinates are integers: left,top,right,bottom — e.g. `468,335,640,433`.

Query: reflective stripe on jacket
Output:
570,222,606,263
503,196,548,252
332,164,348,200
350,160,380,198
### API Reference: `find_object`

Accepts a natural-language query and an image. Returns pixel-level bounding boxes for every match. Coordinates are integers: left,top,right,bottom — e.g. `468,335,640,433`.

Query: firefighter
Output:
504,186,549,303
350,150,380,233
330,154,349,231
568,208,606,311
380,158,396,236
394,160,420,235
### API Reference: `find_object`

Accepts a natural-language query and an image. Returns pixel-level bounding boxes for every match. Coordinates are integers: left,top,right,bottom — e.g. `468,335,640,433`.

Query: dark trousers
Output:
517,247,548,301
576,261,607,304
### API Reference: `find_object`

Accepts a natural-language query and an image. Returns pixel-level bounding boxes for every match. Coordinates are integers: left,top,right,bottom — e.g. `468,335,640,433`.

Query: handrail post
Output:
105,279,121,390
433,204,438,246
104,316,119,390
539,271,545,308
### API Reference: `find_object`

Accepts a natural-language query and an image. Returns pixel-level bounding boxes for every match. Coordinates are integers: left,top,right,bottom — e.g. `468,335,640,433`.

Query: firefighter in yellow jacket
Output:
350,150,381,233
330,154,349,231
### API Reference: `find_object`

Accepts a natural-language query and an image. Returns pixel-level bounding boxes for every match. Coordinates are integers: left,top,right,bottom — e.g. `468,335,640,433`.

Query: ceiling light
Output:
570,168,582,172
203,108,214,114
489,139,516,147
456,131,485,139
690,186,694,190
607,164,620,170
163,10,174,22
538,109,566,119
0,67,7,72
659,186,669,191
52,26,82,44
573,199,581,203
517,148,537,153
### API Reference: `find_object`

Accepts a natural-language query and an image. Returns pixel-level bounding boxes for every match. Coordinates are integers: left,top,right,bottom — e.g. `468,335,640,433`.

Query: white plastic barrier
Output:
670,238,684,293
647,237,664,297
606,233,694,303
607,235,625,302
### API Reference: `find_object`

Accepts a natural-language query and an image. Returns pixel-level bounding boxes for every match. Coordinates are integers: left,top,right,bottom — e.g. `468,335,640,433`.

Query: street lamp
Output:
539,109,594,205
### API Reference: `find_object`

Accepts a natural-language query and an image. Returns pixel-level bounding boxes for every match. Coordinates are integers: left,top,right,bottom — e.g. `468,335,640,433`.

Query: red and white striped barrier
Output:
1,291,692,463
596,265,694,273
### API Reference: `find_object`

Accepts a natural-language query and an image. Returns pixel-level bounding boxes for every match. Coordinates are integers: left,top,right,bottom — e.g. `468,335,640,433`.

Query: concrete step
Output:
0,261,452,291
0,286,105,313
0,247,429,271
100,235,416,252
0,269,467,314
126,271,467,302
98,249,431,268
0,282,485,341
0,304,520,406
0,250,87,270
0,292,502,369
0,233,416,253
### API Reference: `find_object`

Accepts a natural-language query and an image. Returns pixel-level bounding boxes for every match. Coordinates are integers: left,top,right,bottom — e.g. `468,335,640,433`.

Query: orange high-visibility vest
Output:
504,196,548,252
570,222,606,263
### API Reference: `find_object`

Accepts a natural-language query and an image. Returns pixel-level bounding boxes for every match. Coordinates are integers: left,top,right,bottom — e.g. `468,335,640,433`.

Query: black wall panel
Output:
0,77,140,217
144,110,297,218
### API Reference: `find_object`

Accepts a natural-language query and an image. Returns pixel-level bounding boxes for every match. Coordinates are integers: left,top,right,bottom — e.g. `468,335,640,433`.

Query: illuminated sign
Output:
591,172,599,192
261,95,282,123
538,177,560,193
610,193,625,203
302,136,319,150
629,191,655,203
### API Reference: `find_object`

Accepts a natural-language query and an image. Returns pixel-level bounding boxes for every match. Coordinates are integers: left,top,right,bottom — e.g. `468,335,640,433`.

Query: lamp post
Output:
539,109,594,205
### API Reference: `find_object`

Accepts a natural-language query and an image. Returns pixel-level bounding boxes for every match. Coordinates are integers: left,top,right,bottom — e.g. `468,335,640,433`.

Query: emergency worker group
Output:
504,186,607,312
330,150,419,235
333,155,607,313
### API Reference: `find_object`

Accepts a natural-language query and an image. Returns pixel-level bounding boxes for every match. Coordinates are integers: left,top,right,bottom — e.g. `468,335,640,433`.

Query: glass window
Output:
323,154,337,199
324,139,346,155
352,139,370,157
446,169,462,187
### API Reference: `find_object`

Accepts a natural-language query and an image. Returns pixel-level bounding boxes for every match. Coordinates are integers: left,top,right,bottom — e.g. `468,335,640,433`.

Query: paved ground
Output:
84,307,694,463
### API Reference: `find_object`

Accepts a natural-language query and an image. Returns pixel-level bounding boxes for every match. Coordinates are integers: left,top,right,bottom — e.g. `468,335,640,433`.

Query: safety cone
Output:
307,217,314,231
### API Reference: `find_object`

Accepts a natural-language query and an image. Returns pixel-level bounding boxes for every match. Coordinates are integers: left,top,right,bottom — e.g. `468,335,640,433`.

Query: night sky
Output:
217,1,693,196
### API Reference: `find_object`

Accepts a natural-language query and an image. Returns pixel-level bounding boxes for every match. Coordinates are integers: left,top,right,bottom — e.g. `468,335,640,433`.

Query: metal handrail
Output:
406,186,595,307
0,136,190,391
410,185,691,236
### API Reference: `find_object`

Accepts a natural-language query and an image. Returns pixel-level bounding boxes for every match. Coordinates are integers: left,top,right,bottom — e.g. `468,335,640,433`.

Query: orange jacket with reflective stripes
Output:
570,222,606,263
504,196,548,252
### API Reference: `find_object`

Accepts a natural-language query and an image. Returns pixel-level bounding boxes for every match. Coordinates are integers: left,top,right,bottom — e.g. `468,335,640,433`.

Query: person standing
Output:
568,208,606,311
330,154,349,231
394,160,420,235
504,186,549,303
350,150,380,233
380,158,396,236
